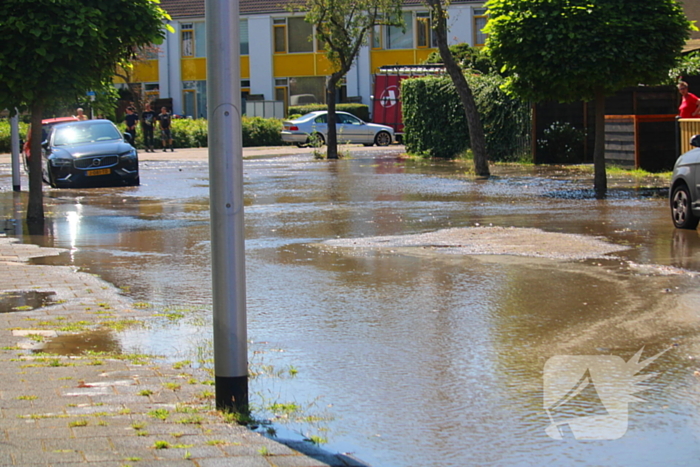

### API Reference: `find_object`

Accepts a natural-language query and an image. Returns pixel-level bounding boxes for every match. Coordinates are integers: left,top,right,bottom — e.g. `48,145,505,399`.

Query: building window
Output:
289,76,326,105
273,17,314,53
240,19,249,55
386,12,413,49
416,11,431,48
273,19,287,53
473,8,488,46
181,23,194,57
145,83,160,101
181,22,206,57
288,17,313,53
182,80,207,118
371,25,383,49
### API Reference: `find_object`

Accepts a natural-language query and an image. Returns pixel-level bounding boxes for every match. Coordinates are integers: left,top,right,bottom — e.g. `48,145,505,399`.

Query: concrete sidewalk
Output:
0,148,378,465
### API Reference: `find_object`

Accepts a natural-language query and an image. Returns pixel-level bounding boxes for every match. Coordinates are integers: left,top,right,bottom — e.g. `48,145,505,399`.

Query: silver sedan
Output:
670,134,700,229
281,111,394,147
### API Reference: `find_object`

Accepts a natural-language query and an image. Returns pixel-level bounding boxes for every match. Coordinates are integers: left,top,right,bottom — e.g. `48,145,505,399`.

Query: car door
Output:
311,114,329,140
337,113,367,143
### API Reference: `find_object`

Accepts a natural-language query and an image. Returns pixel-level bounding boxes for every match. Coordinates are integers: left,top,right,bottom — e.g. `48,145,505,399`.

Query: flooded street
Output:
2,152,700,466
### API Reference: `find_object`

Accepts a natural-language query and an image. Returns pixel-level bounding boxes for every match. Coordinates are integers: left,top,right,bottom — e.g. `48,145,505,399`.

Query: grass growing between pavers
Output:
1,296,342,464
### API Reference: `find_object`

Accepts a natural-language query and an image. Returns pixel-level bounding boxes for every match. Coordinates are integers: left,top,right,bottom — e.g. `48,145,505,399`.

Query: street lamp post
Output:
206,0,248,412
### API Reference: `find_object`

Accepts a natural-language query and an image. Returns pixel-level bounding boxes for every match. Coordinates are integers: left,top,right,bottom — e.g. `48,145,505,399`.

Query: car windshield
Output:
52,122,121,146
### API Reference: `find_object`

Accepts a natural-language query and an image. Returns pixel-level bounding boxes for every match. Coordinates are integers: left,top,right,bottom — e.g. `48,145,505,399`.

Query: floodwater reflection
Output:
3,155,700,466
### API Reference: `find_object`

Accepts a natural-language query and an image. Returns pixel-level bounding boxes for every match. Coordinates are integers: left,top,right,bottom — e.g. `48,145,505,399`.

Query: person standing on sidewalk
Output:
124,107,139,145
157,106,174,152
140,103,157,152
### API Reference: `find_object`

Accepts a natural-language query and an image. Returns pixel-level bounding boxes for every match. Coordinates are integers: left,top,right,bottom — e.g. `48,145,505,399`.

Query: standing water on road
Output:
3,152,700,466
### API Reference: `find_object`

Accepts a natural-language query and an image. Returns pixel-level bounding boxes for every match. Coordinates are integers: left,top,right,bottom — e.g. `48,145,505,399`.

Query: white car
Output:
282,111,394,147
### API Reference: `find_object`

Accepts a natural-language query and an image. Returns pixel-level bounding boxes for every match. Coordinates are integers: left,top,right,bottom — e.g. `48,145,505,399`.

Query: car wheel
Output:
671,184,699,229
374,131,392,147
310,133,325,147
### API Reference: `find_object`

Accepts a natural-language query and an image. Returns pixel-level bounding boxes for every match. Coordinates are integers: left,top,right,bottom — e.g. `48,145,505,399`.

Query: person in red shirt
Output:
678,81,700,118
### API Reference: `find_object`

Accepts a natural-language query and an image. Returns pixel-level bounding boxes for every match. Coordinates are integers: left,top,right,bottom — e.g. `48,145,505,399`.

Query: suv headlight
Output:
120,148,137,161
50,158,72,167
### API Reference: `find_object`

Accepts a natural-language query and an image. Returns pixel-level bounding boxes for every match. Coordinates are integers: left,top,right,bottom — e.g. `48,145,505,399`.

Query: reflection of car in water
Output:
42,120,139,188
281,111,394,148
22,117,79,168
289,94,317,106
670,134,700,229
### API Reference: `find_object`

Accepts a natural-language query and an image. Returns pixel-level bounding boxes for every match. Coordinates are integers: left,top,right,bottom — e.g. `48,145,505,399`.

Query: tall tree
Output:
0,0,170,223
423,0,490,177
485,0,693,197
299,0,404,159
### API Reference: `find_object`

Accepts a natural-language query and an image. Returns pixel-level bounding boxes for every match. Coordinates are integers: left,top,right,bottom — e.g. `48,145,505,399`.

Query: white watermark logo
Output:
543,347,667,440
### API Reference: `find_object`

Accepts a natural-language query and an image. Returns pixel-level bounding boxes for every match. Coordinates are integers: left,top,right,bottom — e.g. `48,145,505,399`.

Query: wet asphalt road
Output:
1,149,700,467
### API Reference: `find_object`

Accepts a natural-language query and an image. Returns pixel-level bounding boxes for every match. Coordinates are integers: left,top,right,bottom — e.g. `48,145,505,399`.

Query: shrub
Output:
537,122,585,163
114,116,284,149
287,104,370,122
402,74,530,161
241,117,283,147
0,120,29,154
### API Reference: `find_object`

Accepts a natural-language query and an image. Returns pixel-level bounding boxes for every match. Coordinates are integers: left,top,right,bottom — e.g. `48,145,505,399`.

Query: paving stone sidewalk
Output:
0,236,367,467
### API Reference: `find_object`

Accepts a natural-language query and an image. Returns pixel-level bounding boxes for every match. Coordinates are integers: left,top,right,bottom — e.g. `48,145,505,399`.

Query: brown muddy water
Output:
2,154,700,466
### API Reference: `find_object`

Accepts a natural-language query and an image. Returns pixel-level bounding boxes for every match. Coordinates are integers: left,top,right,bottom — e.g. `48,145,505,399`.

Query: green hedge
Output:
0,117,284,153
402,74,531,160
115,116,283,149
0,120,29,153
287,104,370,122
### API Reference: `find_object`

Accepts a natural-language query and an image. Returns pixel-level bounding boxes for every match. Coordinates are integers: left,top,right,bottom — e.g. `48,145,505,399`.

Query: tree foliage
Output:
298,0,403,159
0,0,170,222
669,51,700,84
425,43,496,75
0,0,170,111
485,0,691,102
485,0,693,196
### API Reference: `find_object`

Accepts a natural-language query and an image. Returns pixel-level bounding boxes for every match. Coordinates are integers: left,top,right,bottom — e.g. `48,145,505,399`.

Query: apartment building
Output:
122,0,486,118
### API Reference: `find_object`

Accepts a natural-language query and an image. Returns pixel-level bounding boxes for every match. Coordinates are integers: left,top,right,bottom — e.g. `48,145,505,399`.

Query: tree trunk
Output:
593,89,607,198
27,101,45,224
427,0,489,177
326,74,342,160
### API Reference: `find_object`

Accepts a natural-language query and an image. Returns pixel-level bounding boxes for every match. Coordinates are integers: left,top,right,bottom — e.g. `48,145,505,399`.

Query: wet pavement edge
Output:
0,147,394,466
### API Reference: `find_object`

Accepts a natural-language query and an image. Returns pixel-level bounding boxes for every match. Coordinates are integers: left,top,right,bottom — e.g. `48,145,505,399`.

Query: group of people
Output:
124,104,174,152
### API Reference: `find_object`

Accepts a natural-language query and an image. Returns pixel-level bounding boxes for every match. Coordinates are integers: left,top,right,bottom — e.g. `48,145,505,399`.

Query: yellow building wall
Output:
113,60,159,84
181,57,250,80
273,53,335,77
133,60,159,82
241,56,250,79
370,49,436,74
181,58,207,81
